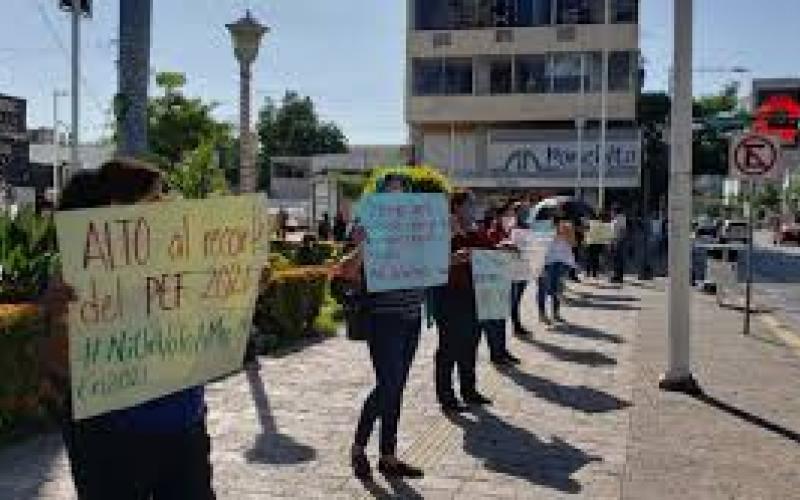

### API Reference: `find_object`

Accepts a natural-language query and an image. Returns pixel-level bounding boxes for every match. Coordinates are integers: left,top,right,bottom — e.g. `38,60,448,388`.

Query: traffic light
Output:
59,0,92,18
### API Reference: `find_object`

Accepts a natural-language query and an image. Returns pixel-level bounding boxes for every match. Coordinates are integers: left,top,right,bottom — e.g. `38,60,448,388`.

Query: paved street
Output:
1,278,799,499
752,231,800,325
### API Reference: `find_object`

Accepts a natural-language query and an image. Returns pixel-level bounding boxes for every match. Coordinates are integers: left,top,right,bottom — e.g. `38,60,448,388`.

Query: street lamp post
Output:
659,0,701,395
227,11,269,194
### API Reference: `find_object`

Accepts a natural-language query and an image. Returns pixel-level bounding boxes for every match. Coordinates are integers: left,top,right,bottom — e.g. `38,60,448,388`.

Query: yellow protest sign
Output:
55,194,269,420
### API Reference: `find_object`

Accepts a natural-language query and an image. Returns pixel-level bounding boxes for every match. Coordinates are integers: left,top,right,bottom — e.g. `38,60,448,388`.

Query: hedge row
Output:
252,265,336,353
270,240,342,266
0,304,56,442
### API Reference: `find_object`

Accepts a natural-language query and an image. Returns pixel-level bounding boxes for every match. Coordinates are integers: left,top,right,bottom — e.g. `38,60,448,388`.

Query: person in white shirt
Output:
537,220,577,325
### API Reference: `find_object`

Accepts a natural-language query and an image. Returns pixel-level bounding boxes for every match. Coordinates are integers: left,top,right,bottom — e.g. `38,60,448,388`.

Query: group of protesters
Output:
334,172,634,482
41,163,633,498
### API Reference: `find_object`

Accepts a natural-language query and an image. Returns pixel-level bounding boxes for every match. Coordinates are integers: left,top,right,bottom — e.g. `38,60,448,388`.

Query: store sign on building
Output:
489,139,640,180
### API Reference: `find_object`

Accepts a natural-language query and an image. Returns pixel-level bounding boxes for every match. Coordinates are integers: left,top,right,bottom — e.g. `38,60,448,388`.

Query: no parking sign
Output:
730,133,782,180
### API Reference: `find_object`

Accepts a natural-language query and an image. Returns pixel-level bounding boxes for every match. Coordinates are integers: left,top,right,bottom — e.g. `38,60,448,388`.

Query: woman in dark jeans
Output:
338,173,425,480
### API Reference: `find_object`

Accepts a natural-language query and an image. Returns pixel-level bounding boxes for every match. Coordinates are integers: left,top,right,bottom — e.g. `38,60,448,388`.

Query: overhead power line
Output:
34,0,107,116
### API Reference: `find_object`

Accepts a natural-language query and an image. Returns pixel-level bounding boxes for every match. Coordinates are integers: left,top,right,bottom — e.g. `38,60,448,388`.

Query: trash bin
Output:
707,246,741,307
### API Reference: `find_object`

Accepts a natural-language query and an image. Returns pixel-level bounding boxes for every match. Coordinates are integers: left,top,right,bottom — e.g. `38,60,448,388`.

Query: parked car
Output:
695,218,719,240
719,220,749,244
774,221,800,245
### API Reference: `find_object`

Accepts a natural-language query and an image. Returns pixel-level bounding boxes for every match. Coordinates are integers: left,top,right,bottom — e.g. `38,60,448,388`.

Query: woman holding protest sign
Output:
430,190,495,414
40,159,217,500
509,200,534,338
477,208,521,367
334,172,426,481
537,219,577,325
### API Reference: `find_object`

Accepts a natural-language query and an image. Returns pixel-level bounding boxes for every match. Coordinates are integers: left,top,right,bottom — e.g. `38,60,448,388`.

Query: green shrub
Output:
0,209,59,303
0,304,54,443
268,252,293,272
270,240,343,266
253,266,331,350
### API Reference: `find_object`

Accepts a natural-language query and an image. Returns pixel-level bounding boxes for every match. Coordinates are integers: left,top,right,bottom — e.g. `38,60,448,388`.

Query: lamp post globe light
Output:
227,11,269,194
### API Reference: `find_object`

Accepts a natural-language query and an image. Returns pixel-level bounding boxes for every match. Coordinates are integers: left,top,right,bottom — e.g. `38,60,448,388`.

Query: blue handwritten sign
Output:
359,193,450,293
471,250,514,321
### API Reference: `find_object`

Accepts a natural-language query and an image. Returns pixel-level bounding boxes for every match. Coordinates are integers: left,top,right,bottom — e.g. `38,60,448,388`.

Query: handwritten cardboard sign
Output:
55,194,269,420
471,250,514,321
359,193,450,293
511,228,551,279
585,220,615,245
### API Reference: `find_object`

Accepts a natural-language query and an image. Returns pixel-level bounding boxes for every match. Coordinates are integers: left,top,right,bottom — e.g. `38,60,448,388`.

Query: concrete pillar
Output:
659,0,701,395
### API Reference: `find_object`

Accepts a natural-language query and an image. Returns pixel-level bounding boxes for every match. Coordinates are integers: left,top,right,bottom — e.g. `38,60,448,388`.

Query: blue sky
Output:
1,1,798,145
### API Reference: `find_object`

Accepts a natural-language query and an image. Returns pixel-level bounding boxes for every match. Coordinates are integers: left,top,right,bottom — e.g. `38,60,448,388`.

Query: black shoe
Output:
463,392,493,406
351,453,372,481
378,459,424,479
513,327,532,337
440,400,469,414
491,356,513,367
504,353,521,365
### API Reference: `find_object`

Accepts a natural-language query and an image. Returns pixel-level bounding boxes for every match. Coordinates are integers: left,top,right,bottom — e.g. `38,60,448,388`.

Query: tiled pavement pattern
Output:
0,280,636,499
4,278,799,499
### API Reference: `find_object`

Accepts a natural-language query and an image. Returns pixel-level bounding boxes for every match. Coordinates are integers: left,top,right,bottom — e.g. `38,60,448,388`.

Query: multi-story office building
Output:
406,0,641,206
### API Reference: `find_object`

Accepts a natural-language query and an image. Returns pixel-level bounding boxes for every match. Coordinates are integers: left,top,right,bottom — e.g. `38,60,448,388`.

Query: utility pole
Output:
598,0,609,211
70,3,80,183
659,0,701,395
575,52,586,199
52,90,67,203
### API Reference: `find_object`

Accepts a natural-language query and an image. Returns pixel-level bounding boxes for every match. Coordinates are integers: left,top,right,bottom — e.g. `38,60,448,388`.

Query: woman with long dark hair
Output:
337,173,425,480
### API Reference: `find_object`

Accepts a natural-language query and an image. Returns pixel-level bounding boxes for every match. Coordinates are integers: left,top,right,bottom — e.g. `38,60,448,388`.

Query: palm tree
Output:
117,0,152,157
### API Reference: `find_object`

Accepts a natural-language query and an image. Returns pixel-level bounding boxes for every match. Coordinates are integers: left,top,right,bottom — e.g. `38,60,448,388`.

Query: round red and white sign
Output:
733,134,780,177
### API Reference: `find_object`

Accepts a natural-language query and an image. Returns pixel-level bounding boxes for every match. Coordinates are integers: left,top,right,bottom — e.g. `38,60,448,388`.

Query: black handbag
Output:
331,276,371,341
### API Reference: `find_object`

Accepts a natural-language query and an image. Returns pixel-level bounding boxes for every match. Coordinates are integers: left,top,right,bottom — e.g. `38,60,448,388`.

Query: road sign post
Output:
745,179,755,335
730,133,782,336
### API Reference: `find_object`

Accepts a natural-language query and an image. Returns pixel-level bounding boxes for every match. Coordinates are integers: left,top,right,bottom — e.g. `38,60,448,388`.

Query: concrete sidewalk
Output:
622,282,800,500
0,277,798,499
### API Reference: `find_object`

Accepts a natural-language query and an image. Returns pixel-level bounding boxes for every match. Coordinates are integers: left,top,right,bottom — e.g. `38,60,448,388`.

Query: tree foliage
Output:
148,71,232,170
166,139,229,199
754,182,782,212
693,82,739,119
693,82,743,177
638,92,670,213
257,91,348,190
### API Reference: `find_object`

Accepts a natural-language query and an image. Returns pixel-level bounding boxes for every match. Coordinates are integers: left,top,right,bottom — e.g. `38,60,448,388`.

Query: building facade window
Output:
518,0,553,26
412,58,444,95
413,0,635,29
515,55,548,93
490,58,514,94
412,57,474,95
445,58,474,94
414,0,451,30
611,0,637,23
412,51,636,96
608,51,634,91
551,52,583,93
556,0,605,25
